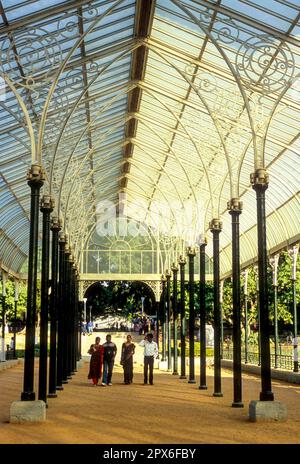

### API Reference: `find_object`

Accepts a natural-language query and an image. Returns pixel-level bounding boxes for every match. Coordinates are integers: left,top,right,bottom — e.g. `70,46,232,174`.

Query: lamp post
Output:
210,218,223,397
187,246,196,384
83,298,87,325
1,272,7,362
254,264,261,366
171,263,179,375
288,245,299,373
13,280,19,360
178,255,186,379
220,280,224,359
242,269,249,364
57,231,66,390
48,216,61,398
165,269,172,371
21,164,45,401
160,274,167,362
199,235,208,390
269,255,279,369
251,168,274,401
141,296,145,316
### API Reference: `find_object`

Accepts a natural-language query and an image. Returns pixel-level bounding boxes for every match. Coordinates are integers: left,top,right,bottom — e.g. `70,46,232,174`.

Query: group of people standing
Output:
88,334,117,386
88,332,159,386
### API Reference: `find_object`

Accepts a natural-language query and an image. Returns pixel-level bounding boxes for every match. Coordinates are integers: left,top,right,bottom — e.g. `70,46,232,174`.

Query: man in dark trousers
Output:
139,333,158,385
102,334,117,386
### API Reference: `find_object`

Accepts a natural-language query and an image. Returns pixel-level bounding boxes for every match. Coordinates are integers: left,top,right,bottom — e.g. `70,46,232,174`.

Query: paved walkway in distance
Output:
0,331,300,444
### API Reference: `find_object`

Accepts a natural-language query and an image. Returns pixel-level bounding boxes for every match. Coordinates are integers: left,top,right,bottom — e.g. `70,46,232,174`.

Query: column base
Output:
21,391,35,401
199,385,208,390
56,386,64,391
67,376,72,380
232,402,244,408
172,372,178,375
249,400,287,422
260,390,274,401
62,380,68,384
213,392,223,397
10,400,46,423
188,379,196,384
179,375,187,379
47,393,57,398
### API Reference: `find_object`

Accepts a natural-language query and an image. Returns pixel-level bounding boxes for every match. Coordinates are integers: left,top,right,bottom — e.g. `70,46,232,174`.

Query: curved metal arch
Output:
68,161,180,249
1,210,27,231
76,202,164,273
7,236,29,271
0,72,36,162
128,141,186,208
134,117,200,241
147,44,234,203
262,71,300,160
142,86,215,214
62,141,125,224
170,0,259,168
49,43,139,189
0,101,30,138
57,91,134,217
37,0,127,163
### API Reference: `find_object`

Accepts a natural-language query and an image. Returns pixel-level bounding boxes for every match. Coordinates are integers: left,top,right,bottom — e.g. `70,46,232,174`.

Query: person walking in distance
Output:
102,334,117,386
139,333,158,385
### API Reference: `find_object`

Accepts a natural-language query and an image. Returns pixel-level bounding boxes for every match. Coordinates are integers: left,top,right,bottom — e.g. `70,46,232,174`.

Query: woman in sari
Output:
121,334,135,384
88,336,104,386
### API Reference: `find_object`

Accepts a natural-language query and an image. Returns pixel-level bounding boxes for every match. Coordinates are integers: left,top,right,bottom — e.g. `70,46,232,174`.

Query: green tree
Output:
0,279,27,321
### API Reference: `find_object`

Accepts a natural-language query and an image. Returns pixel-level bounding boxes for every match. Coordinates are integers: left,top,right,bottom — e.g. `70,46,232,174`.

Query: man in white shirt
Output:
139,333,158,385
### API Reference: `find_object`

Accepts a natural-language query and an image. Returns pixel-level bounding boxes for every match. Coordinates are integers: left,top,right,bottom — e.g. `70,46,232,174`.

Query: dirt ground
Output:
0,331,300,444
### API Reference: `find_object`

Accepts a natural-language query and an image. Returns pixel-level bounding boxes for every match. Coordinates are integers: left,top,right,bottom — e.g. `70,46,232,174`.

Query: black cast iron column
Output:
269,255,279,370
242,270,249,365
288,246,299,373
228,198,244,408
161,274,167,362
187,247,196,384
13,285,18,359
210,218,223,397
199,238,208,390
38,195,54,405
56,232,66,390
21,164,45,401
65,247,73,379
171,264,178,375
178,256,187,379
251,168,274,401
165,270,172,371
48,216,61,398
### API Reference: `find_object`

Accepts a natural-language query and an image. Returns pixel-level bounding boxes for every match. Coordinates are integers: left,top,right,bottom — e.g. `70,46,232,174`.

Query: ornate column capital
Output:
186,246,196,257
178,255,186,266
27,164,45,187
40,194,55,213
165,269,171,279
209,218,222,232
171,263,178,273
51,216,61,232
227,198,243,214
250,168,269,192
58,232,66,245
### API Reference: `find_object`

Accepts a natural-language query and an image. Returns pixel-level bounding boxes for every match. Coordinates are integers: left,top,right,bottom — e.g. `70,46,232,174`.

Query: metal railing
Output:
222,347,298,372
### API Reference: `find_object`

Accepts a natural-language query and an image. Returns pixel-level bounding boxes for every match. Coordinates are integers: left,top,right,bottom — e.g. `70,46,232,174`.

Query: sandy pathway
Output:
0,332,299,444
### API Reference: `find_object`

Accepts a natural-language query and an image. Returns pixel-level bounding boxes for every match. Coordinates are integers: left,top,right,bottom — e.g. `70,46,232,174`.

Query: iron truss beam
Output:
120,0,156,192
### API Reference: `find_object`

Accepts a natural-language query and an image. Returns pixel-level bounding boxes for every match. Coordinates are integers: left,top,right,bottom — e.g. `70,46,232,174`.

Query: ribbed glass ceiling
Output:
0,0,299,278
